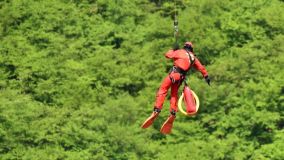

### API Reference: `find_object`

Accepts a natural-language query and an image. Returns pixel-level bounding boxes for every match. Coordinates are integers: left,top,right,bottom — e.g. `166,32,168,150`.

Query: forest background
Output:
0,0,283,159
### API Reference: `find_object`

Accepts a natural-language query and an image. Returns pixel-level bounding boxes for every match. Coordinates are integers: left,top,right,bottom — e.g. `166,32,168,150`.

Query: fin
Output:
160,115,176,134
141,112,159,129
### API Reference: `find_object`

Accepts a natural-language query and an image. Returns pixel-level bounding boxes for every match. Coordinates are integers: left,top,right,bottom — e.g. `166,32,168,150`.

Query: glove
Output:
204,75,211,86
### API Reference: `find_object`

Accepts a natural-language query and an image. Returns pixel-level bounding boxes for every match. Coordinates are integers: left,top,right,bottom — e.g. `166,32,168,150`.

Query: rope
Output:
173,0,178,43
172,0,179,51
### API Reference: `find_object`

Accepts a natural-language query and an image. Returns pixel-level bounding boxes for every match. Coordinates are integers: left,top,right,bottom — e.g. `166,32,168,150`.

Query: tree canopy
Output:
0,0,283,159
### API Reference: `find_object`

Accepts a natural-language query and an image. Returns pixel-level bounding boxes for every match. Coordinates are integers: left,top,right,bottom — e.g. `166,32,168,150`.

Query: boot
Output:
141,108,161,129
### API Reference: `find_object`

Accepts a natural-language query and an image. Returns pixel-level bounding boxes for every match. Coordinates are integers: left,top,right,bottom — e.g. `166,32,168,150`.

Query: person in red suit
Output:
141,41,211,134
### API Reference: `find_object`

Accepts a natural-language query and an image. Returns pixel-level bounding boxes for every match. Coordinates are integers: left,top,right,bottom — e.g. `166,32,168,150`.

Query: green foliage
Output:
0,0,283,159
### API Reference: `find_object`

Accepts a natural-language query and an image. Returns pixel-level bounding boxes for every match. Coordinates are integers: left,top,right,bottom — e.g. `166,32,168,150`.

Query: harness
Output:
170,50,196,76
185,50,195,69
171,66,187,76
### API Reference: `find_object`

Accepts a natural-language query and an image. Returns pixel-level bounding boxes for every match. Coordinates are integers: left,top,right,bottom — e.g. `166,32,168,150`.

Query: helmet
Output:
184,41,194,52
184,41,193,48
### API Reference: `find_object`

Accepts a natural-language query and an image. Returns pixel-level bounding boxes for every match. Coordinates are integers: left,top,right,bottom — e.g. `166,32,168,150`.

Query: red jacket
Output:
165,49,208,77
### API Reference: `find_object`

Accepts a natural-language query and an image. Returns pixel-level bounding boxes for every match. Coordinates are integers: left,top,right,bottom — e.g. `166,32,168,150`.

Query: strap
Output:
170,66,187,75
183,50,196,86
173,0,178,43
185,50,195,69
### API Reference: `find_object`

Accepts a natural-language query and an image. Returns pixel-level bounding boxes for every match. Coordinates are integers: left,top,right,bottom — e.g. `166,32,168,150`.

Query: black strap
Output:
171,66,187,75
185,50,195,70
183,50,196,86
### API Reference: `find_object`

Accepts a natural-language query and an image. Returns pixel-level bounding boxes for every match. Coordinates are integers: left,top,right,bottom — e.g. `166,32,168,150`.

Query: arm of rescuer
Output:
193,57,211,86
165,49,177,59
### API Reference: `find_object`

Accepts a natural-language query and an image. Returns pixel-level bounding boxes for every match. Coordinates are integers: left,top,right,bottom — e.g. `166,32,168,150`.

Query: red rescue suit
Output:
154,49,208,112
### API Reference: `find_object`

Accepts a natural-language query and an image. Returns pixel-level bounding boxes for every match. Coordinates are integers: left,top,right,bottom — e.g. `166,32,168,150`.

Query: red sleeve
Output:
193,57,208,77
165,50,175,59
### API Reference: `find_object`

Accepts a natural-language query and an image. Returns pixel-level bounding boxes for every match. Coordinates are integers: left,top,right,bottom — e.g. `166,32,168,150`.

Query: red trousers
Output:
155,72,184,112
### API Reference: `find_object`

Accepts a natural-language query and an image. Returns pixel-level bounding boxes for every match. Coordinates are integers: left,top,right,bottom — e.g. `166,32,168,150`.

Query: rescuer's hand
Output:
204,75,211,86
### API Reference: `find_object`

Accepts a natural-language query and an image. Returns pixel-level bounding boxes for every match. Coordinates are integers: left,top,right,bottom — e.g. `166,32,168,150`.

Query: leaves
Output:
0,0,283,159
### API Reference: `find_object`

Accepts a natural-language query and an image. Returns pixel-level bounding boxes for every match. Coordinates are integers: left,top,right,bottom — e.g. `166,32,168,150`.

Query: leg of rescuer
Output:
154,75,172,110
170,81,180,113
168,72,184,112
159,81,179,134
155,72,183,111
141,75,172,129
160,72,184,134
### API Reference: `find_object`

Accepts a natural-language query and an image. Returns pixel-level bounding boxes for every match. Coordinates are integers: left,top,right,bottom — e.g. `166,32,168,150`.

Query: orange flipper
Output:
141,112,159,129
160,115,176,134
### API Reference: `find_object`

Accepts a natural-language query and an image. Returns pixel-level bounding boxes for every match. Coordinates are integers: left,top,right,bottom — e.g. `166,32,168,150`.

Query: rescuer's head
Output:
184,41,193,52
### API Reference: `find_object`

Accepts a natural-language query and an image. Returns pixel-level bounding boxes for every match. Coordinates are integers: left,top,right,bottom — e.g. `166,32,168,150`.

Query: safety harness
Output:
170,50,196,76
186,50,196,69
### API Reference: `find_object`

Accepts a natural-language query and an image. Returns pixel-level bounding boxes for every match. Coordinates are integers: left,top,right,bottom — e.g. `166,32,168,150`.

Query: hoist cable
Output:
173,0,179,46
174,0,178,41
